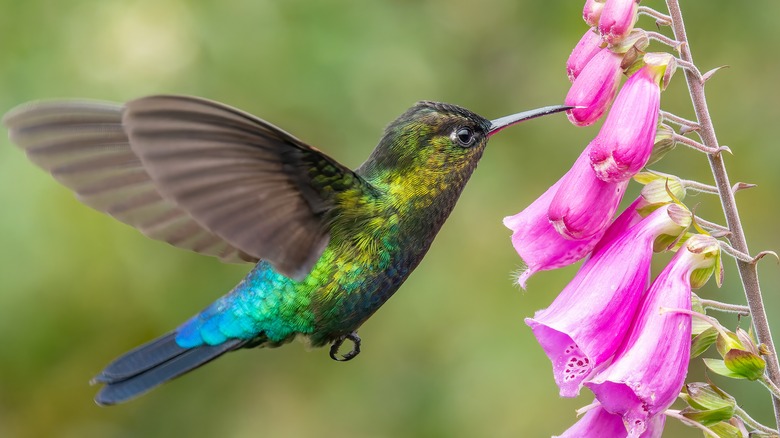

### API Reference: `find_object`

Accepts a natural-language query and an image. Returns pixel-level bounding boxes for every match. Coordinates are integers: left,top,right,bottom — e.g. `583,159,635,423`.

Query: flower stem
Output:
693,216,729,235
672,133,718,154
682,179,719,195
637,6,672,26
666,0,780,428
699,299,750,316
735,405,780,435
762,376,780,400
660,110,700,130
645,31,680,48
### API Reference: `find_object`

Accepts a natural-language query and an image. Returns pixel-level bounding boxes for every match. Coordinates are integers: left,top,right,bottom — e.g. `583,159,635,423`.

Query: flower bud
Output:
588,64,662,182
567,29,604,82
583,0,606,27
565,47,624,126
598,0,639,45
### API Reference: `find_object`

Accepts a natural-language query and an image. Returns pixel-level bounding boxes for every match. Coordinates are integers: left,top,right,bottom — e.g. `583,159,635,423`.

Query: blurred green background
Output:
1,1,778,436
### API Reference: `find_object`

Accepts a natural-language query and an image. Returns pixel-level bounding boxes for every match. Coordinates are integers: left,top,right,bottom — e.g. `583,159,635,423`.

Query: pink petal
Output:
565,48,624,126
598,0,639,45
548,147,628,240
589,66,661,183
567,29,604,82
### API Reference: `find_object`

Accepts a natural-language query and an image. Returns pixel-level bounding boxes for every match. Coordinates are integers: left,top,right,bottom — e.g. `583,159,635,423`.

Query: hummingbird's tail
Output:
91,332,246,406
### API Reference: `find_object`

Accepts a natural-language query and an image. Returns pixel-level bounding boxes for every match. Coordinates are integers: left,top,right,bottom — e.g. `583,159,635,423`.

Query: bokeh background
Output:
1,1,778,437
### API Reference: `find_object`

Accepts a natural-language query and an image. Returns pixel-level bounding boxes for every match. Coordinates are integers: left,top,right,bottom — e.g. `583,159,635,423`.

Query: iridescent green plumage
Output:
3,96,568,405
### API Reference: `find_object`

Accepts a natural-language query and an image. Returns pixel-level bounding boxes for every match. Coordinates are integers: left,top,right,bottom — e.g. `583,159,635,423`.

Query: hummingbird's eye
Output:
452,127,476,148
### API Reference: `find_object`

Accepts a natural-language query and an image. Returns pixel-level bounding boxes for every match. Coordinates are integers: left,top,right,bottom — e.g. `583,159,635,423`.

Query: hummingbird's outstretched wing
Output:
4,95,371,280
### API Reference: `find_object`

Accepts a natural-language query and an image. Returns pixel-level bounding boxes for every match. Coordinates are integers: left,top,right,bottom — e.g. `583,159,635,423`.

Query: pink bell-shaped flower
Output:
526,204,690,397
503,178,602,289
585,234,720,437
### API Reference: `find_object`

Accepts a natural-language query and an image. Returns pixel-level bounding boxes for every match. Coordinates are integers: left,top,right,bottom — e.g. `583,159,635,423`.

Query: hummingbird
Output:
3,95,568,405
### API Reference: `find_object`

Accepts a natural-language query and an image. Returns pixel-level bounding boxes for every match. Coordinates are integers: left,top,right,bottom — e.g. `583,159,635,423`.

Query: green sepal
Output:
703,358,746,380
634,170,686,203
681,382,736,412
716,332,744,357
688,236,721,289
723,349,766,381
691,327,719,358
647,124,676,166
681,406,735,428
708,421,745,438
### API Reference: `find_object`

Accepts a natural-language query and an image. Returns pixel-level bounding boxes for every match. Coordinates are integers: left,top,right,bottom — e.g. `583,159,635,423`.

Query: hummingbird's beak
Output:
487,105,572,137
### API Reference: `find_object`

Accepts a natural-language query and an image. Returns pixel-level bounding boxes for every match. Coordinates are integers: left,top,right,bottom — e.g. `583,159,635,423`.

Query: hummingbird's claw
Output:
329,332,361,362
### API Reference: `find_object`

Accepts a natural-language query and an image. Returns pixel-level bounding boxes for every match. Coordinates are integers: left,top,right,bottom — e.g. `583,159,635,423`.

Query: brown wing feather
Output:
3,100,254,263
123,95,366,280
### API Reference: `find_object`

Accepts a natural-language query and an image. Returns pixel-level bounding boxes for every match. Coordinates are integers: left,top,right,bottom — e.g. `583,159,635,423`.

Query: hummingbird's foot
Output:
329,331,361,362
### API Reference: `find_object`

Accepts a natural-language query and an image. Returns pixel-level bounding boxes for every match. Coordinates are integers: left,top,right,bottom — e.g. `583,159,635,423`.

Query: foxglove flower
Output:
564,47,624,126
567,29,604,82
583,0,606,27
526,204,690,397
555,405,665,438
598,0,639,45
588,64,662,182
503,178,602,289
548,147,628,240
585,234,721,437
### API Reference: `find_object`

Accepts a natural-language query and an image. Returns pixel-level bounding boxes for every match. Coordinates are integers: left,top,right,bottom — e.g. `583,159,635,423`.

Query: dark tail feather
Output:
92,333,245,406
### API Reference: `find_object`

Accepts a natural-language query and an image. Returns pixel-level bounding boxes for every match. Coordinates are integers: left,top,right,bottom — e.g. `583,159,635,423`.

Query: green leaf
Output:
703,358,746,380
724,349,766,380
691,327,719,358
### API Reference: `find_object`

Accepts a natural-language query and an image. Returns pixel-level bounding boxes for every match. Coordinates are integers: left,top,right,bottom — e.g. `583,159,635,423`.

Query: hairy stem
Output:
735,405,779,435
666,0,780,428
700,299,750,316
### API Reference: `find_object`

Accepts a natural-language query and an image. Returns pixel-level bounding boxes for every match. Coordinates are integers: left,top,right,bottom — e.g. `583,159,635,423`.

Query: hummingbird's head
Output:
361,101,569,188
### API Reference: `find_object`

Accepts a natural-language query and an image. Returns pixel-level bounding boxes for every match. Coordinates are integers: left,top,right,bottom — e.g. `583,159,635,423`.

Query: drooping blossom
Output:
588,64,663,183
503,178,602,289
526,204,690,397
555,405,665,438
598,0,639,45
503,146,631,287
548,147,629,240
564,47,624,127
567,29,604,82
585,234,720,437
582,0,606,27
